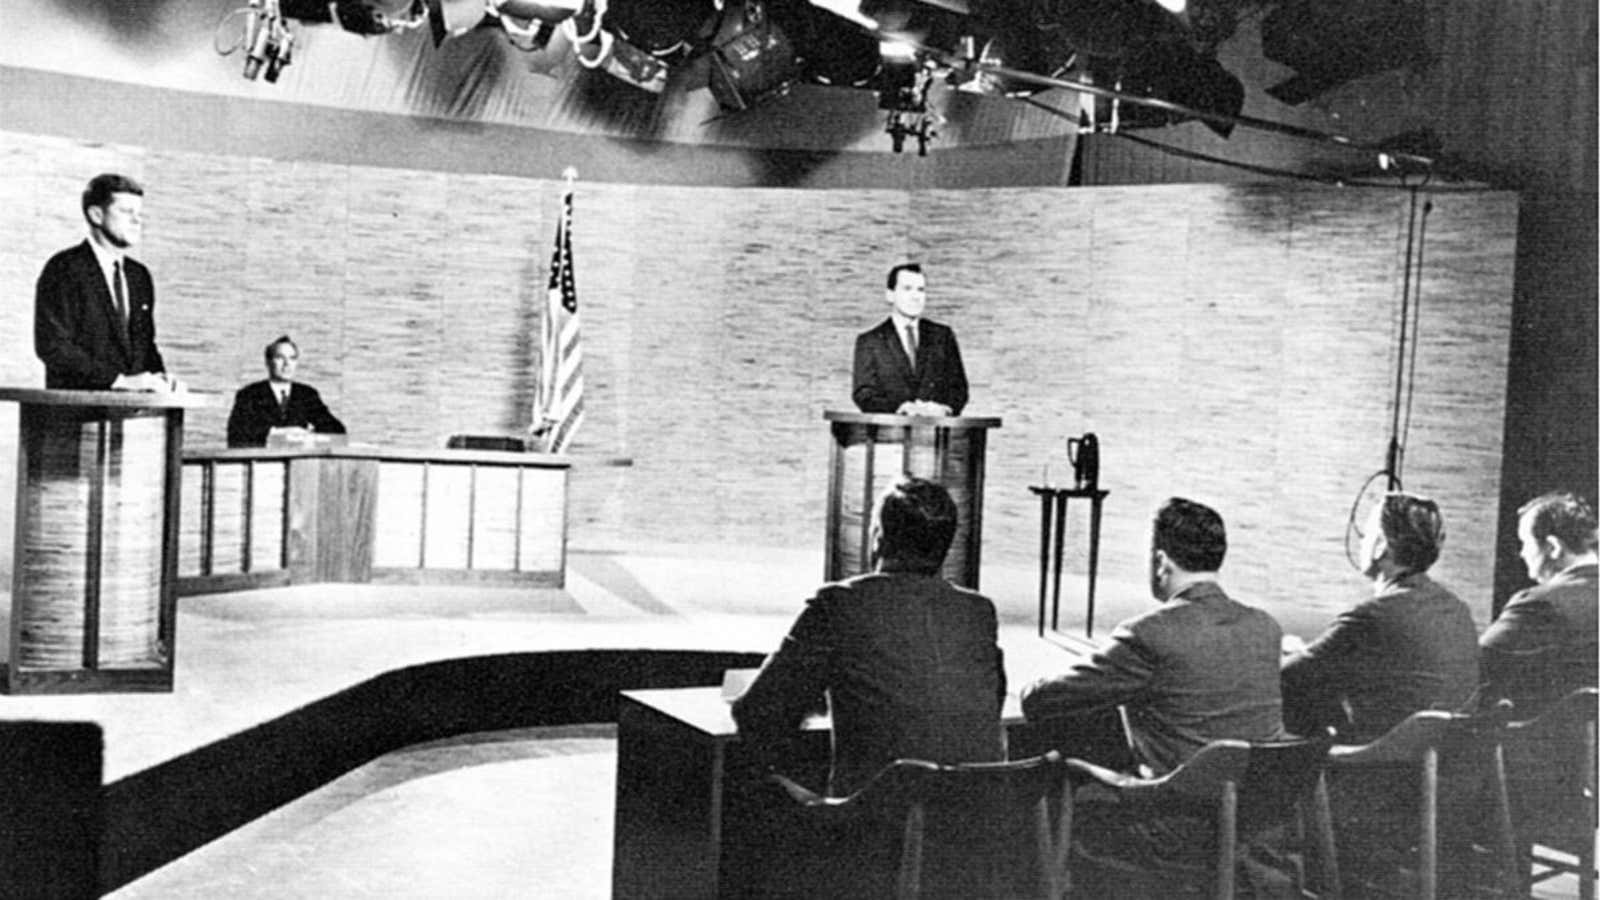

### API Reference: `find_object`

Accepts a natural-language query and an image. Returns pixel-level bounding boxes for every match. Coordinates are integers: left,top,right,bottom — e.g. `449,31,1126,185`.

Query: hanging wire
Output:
1399,192,1435,467
1343,181,1435,568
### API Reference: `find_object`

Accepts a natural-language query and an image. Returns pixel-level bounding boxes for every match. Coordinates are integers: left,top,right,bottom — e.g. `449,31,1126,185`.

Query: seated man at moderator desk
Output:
851,262,969,416
226,335,346,447
732,478,1004,896
1021,497,1289,897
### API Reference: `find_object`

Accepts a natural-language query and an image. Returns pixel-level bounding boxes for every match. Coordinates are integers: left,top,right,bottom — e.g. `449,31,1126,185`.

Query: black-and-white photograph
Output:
0,0,1593,897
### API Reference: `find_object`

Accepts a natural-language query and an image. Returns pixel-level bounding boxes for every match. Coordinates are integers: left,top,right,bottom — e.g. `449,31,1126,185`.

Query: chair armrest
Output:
768,772,831,806
1064,757,1149,790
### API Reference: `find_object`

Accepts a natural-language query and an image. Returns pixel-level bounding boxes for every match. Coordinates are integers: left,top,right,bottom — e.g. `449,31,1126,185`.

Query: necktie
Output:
112,260,129,337
904,323,918,369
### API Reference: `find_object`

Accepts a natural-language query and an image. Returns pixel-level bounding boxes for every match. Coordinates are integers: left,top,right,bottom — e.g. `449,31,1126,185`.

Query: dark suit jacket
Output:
732,566,1006,796
1281,571,1481,743
34,241,165,389
226,380,347,447
851,317,968,415
1480,562,1598,717
1021,581,1285,776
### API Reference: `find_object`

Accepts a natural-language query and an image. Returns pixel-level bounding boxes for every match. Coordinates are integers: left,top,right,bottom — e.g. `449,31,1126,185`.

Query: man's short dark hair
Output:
1153,497,1226,573
885,262,923,290
1519,491,1598,554
1378,492,1445,572
264,335,298,362
876,478,958,572
82,173,143,216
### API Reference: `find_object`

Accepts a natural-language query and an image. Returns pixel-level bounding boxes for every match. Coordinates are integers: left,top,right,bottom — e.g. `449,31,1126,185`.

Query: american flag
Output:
535,178,584,453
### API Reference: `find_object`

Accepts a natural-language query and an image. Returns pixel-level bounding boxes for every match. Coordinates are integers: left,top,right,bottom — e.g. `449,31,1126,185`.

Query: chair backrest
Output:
1329,701,1512,767
1236,736,1333,837
1505,686,1598,837
1108,740,1252,803
849,751,1069,817
793,753,1069,900
1508,686,1599,736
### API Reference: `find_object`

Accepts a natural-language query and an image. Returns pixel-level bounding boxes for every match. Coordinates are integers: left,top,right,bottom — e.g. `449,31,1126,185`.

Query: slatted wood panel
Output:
176,454,565,588
14,410,167,671
0,130,1515,620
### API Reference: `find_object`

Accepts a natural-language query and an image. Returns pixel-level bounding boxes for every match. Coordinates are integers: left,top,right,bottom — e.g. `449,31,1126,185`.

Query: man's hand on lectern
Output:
897,400,953,417
112,371,179,393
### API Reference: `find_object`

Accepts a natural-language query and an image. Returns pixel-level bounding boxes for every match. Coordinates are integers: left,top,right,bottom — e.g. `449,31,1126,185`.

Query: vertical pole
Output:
82,417,107,670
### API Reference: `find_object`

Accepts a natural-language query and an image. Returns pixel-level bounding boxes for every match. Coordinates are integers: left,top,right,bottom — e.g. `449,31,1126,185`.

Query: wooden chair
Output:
769,752,1072,900
1060,736,1334,900
1504,687,1599,900
1310,703,1520,900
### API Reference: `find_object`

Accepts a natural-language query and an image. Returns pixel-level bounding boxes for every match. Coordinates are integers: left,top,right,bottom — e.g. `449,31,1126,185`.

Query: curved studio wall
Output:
0,2,1517,622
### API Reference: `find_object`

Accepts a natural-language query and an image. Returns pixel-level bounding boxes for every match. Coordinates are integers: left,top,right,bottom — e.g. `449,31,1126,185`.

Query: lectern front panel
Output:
823,412,999,591
8,405,180,691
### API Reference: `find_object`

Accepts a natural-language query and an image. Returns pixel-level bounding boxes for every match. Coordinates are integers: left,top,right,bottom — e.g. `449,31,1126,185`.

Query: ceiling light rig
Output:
210,0,1443,174
877,40,939,154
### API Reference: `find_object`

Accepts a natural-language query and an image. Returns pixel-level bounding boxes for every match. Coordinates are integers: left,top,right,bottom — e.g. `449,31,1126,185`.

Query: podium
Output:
0,388,212,693
823,410,1001,590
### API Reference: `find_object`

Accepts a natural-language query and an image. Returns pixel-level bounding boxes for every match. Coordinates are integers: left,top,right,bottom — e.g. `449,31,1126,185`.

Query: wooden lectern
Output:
0,388,211,693
823,410,1001,590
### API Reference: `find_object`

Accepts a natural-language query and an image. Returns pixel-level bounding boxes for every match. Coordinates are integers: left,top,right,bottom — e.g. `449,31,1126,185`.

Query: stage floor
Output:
0,544,1157,781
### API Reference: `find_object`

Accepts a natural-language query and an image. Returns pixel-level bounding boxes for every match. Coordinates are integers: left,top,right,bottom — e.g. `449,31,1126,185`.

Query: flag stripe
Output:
536,184,584,453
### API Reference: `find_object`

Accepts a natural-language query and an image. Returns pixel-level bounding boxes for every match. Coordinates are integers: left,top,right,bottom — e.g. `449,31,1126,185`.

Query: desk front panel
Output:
177,448,569,593
613,688,1034,899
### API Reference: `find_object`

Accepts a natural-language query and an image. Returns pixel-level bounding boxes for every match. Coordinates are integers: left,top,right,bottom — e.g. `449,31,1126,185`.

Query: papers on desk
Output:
266,428,348,448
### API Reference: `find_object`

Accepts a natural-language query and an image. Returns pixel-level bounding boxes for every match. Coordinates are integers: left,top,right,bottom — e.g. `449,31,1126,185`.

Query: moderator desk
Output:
612,687,1029,899
176,445,572,594
1029,486,1109,639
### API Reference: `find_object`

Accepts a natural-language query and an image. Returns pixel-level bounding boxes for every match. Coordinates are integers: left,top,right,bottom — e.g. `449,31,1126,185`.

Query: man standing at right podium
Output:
851,262,968,416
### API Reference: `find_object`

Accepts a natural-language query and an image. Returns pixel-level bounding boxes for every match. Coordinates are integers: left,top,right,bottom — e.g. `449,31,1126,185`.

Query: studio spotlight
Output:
1093,40,1244,137
222,0,295,82
874,42,936,155
875,40,921,111
708,0,801,111
1262,0,1433,104
424,0,582,48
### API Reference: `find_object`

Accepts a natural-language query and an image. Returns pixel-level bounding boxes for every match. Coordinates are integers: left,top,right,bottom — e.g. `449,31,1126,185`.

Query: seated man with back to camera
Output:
1020,497,1291,898
1280,491,1482,895
1479,490,1598,715
1478,491,1598,872
226,335,346,447
732,478,1005,897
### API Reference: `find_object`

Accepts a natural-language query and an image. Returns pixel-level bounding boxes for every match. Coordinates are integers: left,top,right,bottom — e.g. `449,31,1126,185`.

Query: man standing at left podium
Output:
34,173,178,392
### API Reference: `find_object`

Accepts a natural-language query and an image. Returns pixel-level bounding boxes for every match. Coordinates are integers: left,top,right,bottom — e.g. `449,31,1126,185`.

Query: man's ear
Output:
1366,531,1389,568
1542,534,1567,562
86,206,104,228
